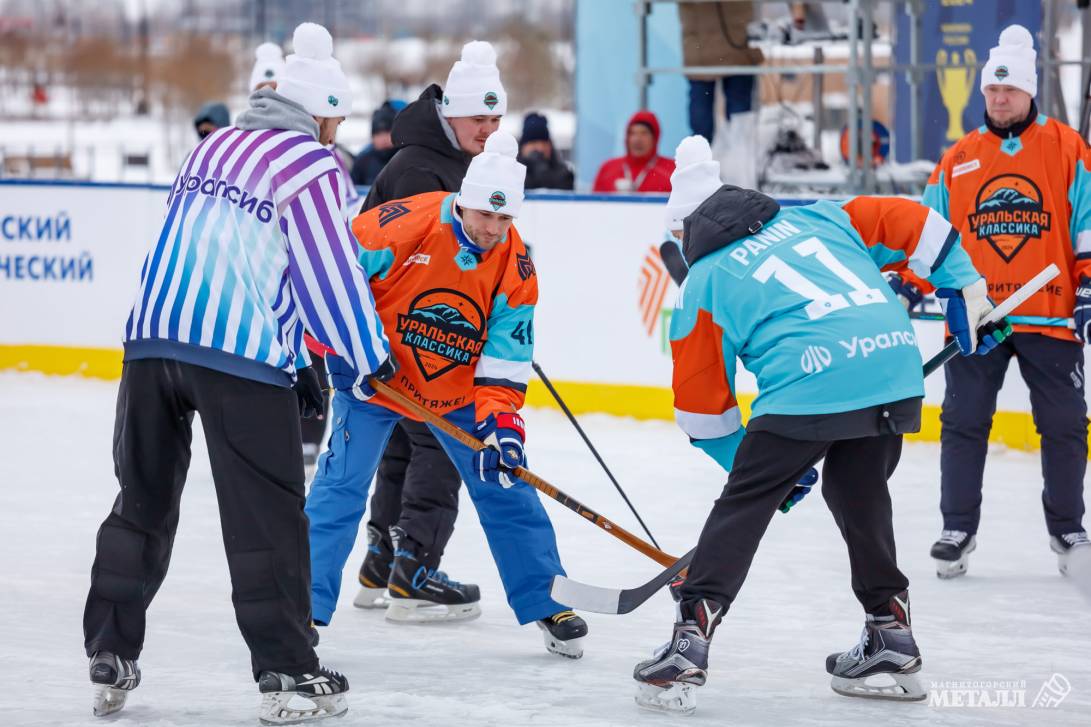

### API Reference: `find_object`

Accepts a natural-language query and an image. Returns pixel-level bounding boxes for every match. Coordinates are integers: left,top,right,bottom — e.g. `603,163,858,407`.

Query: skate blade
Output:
1062,546,1091,602
384,598,481,624
537,625,584,659
92,685,128,717
830,672,927,702
259,692,347,725
352,586,390,609
634,682,697,715
935,540,975,579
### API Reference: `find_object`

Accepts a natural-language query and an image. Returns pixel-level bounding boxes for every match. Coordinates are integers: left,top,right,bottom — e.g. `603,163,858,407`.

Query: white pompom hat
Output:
249,42,284,91
442,41,508,118
665,136,723,230
277,23,353,118
980,24,1038,98
458,132,526,217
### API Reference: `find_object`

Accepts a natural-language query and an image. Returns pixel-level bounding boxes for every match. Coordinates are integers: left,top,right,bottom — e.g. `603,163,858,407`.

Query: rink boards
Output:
0,179,1071,451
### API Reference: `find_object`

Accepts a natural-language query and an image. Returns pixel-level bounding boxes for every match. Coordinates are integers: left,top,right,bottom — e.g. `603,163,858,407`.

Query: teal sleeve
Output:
925,240,981,291
921,169,950,220
356,247,395,280
475,292,534,390
1068,156,1091,261
691,427,746,473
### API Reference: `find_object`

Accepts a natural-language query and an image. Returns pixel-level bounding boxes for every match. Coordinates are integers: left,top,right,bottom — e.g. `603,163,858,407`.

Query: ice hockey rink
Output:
1,371,1088,726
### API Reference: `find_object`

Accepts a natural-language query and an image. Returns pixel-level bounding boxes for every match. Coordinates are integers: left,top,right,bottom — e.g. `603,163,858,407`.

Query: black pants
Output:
84,359,317,679
940,333,1087,536
680,430,909,615
367,419,462,569
300,355,329,451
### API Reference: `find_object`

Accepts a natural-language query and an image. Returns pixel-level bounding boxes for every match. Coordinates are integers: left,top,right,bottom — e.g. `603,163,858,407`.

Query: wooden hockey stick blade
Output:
550,548,695,615
922,264,1060,378
369,378,677,567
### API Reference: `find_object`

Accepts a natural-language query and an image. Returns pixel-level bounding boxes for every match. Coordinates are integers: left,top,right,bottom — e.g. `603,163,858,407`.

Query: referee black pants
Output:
84,359,318,680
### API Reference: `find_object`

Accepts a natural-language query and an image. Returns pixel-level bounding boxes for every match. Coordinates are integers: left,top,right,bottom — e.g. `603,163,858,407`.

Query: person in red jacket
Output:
592,110,675,193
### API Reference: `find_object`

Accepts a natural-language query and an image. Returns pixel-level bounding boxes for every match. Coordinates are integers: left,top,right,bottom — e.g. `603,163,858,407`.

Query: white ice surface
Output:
1,372,1088,726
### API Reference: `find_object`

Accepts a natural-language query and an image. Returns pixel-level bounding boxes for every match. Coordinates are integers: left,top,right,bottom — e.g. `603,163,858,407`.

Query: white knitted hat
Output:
277,23,353,118
249,42,284,91
665,136,723,230
458,132,526,217
980,24,1038,98
442,41,507,118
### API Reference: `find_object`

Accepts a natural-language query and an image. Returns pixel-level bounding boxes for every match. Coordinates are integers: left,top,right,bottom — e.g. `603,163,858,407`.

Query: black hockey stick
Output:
532,360,661,549
553,264,1062,615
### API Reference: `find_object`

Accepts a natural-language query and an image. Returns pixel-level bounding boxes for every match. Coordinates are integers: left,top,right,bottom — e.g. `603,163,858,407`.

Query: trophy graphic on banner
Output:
936,48,977,141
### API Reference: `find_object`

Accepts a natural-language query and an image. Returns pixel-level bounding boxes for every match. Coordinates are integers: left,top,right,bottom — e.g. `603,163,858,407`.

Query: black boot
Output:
385,527,481,623
537,610,589,658
632,597,722,714
258,665,349,724
354,523,394,609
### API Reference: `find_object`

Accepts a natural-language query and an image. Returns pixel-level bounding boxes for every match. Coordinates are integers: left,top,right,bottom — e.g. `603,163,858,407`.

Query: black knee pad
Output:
93,525,146,603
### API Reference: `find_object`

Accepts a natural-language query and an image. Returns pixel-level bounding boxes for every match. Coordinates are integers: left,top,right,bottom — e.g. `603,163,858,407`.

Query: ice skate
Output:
89,651,140,717
257,665,348,725
930,530,976,579
1050,531,1091,576
633,598,722,715
826,590,925,701
384,529,480,623
353,524,393,609
537,610,588,659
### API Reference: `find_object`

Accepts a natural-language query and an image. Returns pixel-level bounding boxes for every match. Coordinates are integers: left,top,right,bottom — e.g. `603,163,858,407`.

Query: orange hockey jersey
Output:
921,113,1091,341
344,191,537,420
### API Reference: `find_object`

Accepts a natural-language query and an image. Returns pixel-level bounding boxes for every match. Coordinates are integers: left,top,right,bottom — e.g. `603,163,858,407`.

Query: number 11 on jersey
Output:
754,237,886,320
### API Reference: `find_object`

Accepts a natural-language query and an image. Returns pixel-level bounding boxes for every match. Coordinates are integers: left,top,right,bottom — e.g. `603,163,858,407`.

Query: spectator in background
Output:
679,1,762,187
518,112,573,190
193,102,229,140
592,110,674,193
250,42,285,91
350,100,404,186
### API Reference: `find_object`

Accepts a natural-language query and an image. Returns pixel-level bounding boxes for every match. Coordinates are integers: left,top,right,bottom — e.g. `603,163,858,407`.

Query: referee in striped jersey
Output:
83,22,392,710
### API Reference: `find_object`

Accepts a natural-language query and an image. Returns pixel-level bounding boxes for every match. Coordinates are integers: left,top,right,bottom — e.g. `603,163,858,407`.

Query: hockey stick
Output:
531,361,661,549
555,264,1063,615
368,378,678,568
910,311,1074,329
922,264,1061,377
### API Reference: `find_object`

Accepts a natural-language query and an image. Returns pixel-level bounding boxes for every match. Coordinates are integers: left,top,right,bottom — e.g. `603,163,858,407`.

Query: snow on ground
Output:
1,371,1088,726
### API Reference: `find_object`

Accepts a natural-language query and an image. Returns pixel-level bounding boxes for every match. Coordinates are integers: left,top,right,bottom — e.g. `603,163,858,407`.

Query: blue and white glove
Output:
936,278,1011,355
778,467,819,514
473,412,526,488
351,356,397,402
886,274,924,311
1075,276,1091,344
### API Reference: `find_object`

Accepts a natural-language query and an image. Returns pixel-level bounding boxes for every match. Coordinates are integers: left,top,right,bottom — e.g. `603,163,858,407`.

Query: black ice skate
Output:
353,523,393,609
633,598,722,715
1050,531,1091,576
385,529,480,623
930,529,976,579
89,651,140,718
258,665,349,725
537,610,588,659
826,590,925,701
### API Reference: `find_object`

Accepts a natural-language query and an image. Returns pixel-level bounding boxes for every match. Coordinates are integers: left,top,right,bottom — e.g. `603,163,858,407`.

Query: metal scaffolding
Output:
635,0,1091,194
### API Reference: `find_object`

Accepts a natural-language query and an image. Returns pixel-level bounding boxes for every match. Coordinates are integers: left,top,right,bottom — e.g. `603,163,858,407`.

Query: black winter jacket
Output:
361,84,472,211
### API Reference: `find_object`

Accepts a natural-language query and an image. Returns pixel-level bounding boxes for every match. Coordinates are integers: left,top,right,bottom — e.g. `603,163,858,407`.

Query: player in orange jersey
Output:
305,132,588,658
889,25,1090,578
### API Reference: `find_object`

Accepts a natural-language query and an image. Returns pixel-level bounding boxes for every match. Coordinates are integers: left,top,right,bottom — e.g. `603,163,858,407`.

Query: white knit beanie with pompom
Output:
665,136,723,231
980,24,1038,98
458,131,526,217
442,41,508,118
249,42,284,91
276,23,353,117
